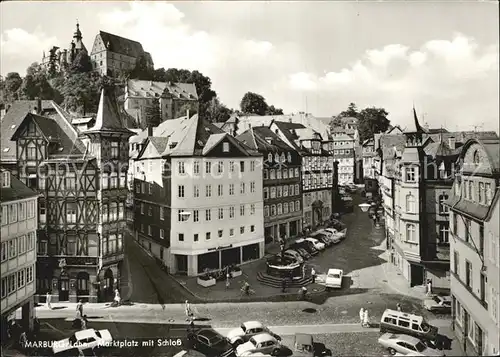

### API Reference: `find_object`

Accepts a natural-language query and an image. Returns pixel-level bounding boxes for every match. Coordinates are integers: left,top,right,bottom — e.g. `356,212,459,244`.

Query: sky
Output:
1,1,499,132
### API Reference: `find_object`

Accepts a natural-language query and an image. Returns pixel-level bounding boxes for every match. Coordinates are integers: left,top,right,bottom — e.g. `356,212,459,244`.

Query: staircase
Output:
256,272,313,288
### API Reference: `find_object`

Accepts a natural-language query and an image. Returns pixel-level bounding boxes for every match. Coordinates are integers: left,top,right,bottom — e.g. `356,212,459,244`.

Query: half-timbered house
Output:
3,87,134,302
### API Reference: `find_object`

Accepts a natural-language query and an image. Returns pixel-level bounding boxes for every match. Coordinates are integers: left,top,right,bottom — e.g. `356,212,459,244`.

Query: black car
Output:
310,232,332,246
294,240,319,255
189,328,235,357
289,246,311,259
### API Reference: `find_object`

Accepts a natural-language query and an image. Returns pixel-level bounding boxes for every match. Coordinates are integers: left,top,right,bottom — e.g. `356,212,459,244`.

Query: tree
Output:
19,63,55,100
266,105,284,115
70,50,93,74
57,72,109,115
145,97,161,127
3,72,23,102
205,97,232,123
339,102,359,118
357,107,390,142
129,54,154,80
240,92,268,115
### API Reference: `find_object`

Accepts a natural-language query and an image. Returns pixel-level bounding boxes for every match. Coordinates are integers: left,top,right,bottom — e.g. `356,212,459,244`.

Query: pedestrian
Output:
281,278,287,293
76,299,83,317
185,300,193,321
114,289,121,305
19,330,27,350
363,309,370,328
359,308,365,326
81,315,88,330
311,268,316,283
225,274,230,290
396,303,402,311
46,291,52,310
426,280,433,296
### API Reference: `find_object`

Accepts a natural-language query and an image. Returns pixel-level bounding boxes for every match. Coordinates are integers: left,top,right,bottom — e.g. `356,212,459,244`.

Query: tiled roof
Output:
424,141,456,158
0,169,39,202
96,31,144,58
149,137,169,154
127,80,198,100
1,100,55,162
332,134,354,141
135,114,260,158
237,126,294,153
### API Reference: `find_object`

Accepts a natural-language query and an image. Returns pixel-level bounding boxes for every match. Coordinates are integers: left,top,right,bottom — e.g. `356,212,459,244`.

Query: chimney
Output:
186,109,190,118
37,97,42,114
147,126,153,137
448,137,456,149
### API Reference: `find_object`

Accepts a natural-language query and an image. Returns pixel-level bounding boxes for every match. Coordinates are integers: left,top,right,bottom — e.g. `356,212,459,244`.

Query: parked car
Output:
310,232,332,246
378,333,444,356
304,237,325,251
291,246,311,259
236,333,281,356
283,250,304,264
325,268,343,289
189,328,235,357
347,183,358,191
52,329,113,355
227,321,281,346
293,240,319,256
327,219,347,232
423,295,452,314
318,229,342,243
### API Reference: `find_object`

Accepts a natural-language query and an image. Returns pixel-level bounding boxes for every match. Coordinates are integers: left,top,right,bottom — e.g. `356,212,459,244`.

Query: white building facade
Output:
1,169,39,336
133,115,264,276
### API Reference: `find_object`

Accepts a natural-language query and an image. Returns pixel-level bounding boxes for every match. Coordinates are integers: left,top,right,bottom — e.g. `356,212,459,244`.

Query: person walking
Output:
81,315,88,330
19,330,27,350
76,300,83,317
396,303,402,312
426,280,433,296
114,289,121,305
363,309,370,328
359,308,365,326
311,268,316,284
225,274,230,290
46,291,52,310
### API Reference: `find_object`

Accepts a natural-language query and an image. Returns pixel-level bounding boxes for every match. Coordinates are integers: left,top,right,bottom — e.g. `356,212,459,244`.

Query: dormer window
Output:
222,142,230,152
2,171,10,188
274,153,279,162
268,153,273,162
287,152,292,163
280,153,286,163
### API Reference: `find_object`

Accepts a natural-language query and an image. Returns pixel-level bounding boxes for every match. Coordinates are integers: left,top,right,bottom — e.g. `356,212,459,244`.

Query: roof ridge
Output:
99,30,142,45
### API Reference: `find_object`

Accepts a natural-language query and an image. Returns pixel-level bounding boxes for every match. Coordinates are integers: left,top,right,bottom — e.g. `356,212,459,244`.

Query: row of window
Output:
460,179,493,206
264,184,300,200
264,200,301,217
139,224,257,241
102,172,127,189
1,201,36,225
303,156,334,169
1,232,36,262
38,235,89,256
339,166,353,172
302,174,333,188
265,152,293,164
102,233,124,256
177,159,256,176
333,149,353,156
178,182,258,198
1,265,35,299
140,203,258,222
263,167,300,180
101,202,126,223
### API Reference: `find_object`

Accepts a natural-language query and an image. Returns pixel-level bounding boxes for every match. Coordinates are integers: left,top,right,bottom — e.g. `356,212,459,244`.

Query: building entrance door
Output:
58,276,69,301
410,264,424,287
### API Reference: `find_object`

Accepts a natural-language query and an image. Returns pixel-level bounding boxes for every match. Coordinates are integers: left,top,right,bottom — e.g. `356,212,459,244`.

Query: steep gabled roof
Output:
83,87,135,135
96,31,144,58
236,126,294,153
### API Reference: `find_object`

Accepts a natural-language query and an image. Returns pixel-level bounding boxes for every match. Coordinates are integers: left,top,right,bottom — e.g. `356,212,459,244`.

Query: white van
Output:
380,309,438,340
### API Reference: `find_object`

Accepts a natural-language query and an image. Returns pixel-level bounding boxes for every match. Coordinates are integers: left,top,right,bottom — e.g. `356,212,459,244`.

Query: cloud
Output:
287,34,499,131
0,28,58,66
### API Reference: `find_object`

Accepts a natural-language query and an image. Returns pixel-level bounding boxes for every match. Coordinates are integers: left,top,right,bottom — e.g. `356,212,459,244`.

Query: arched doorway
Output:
58,272,69,301
77,272,90,302
103,269,114,301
